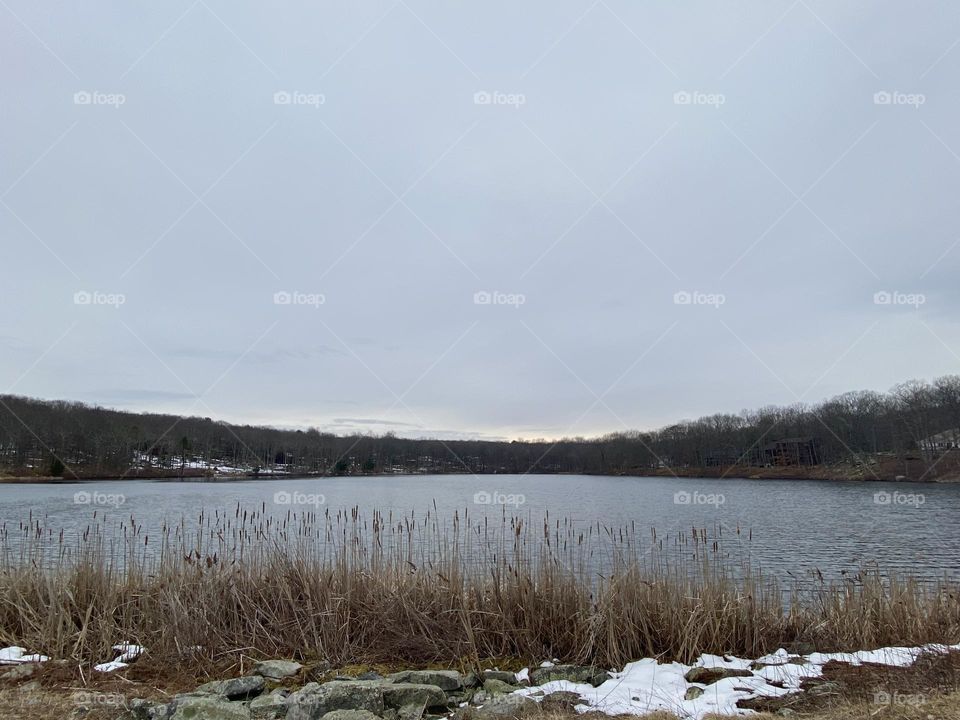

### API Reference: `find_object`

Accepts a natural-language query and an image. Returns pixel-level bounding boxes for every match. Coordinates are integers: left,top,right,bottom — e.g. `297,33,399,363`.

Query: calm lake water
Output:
1,474,957,583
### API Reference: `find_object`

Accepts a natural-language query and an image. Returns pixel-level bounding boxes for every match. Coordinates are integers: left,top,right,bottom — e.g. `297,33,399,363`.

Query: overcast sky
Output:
2,1,959,440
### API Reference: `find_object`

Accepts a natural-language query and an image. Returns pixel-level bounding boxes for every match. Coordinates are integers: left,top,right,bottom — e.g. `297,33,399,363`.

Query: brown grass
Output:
0,506,957,674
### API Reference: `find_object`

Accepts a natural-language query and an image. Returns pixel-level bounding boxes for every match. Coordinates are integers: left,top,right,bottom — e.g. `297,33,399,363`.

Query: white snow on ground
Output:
0,647,48,665
514,642,960,720
93,643,144,672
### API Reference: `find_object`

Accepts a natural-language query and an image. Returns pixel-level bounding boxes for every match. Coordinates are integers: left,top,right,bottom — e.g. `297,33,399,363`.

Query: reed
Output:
0,505,957,670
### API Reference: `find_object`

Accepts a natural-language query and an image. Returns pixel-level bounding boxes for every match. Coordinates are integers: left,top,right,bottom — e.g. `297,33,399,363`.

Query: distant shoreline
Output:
2,466,957,484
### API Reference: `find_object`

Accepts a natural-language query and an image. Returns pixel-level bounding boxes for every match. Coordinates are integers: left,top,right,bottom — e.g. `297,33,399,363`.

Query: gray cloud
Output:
2,1,959,440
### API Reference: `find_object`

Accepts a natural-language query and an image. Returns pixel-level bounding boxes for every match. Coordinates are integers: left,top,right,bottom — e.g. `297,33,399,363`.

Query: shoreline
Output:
1,467,957,485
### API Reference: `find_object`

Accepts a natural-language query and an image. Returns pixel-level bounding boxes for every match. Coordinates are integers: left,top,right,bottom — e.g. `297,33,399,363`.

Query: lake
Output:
1,474,957,584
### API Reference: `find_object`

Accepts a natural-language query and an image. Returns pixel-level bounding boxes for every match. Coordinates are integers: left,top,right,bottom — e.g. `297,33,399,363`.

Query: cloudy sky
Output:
2,1,959,440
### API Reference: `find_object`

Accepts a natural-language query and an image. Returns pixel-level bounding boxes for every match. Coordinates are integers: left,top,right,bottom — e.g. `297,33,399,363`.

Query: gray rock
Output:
481,679,516,696
805,680,843,697
387,670,463,692
379,682,448,711
481,671,517,685
250,660,303,680
288,680,447,720
540,690,584,711
322,711,382,720
683,667,753,685
0,663,36,681
196,675,266,700
166,696,252,720
250,690,289,720
127,698,163,720
473,695,537,719
286,682,384,720
684,686,705,700
528,665,610,688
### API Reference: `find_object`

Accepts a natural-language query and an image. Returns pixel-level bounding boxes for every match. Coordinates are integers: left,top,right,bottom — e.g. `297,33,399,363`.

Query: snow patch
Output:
514,642,960,720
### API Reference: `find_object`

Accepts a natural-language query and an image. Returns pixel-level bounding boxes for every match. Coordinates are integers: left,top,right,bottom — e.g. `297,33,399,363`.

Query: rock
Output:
379,682,448,711
0,663,36,681
387,670,463,692
250,660,303,680
684,687,705,700
540,691,584,711
805,680,843,697
528,665,610,688
481,679,516,696
286,682,384,720
165,695,251,720
250,690,290,720
356,671,382,681
683,667,753,685
473,695,537,719
287,680,448,720
322,711,382,720
482,671,517,685
463,673,481,689
127,698,163,720
196,675,266,700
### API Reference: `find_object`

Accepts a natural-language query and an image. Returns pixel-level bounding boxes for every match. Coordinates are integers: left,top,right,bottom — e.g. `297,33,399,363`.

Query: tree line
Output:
1,375,958,479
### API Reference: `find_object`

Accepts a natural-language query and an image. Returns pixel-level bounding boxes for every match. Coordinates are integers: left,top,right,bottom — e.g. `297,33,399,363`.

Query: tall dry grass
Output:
0,505,957,669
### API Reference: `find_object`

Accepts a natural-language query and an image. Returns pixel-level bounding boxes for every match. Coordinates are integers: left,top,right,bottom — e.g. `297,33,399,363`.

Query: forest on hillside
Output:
1,376,959,480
